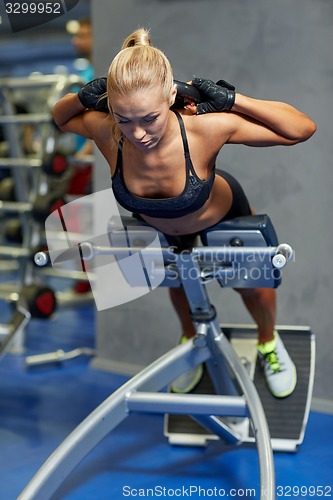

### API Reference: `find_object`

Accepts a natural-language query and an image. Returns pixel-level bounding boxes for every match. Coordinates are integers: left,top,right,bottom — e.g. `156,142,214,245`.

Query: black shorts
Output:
215,169,251,221
134,169,251,251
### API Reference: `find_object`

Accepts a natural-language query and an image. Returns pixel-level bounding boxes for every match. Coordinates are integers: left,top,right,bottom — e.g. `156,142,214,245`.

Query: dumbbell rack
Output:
0,74,93,359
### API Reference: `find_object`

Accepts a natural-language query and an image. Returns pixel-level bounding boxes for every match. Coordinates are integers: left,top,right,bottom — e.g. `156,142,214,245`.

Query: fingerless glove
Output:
77,77,109,112
192,77,235,114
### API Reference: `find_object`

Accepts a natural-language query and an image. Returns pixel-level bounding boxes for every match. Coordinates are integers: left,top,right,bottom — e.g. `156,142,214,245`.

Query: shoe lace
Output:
265,350,281,373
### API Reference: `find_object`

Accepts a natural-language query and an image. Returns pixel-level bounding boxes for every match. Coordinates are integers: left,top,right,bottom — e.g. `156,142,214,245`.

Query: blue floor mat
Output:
0,304,332,499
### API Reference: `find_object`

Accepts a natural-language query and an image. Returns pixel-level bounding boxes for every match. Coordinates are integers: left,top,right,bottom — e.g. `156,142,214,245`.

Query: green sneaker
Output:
171,336,203,393
257,331,297,398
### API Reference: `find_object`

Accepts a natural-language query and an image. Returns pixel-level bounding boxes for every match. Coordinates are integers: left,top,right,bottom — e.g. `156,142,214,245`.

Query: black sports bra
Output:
111,111,215,219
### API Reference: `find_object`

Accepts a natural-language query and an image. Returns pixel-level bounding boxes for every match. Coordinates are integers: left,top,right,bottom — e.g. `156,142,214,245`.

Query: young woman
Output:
52,28,316,398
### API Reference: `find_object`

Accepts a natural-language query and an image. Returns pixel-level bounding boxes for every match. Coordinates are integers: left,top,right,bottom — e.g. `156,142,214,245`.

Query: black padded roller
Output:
174,80,201,102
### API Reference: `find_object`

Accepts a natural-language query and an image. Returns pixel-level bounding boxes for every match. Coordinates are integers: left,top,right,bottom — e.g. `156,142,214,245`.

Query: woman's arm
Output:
52,78,109,138
191,78,316,147
52,93,94,137
228,93,317,146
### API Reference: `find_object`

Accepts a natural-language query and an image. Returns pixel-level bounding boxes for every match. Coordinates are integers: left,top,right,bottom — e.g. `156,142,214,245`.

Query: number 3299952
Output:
5,2,62,15
276,485,332,497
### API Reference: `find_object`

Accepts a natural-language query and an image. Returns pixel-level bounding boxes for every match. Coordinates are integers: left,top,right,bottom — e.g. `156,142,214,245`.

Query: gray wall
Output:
91,0,333,401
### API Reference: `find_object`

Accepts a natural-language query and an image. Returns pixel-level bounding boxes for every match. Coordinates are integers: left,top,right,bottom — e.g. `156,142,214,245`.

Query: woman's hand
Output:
191,77,235,114
77,77,109,112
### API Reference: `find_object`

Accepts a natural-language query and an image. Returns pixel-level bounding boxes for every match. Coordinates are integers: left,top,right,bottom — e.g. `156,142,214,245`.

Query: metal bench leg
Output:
18,341,210,500
209,322,275,500
18,329,275,500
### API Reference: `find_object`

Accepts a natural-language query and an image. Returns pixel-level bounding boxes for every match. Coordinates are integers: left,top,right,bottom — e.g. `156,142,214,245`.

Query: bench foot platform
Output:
165,325,315,452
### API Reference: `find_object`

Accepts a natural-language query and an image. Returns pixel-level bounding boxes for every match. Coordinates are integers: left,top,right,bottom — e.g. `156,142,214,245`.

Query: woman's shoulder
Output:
179,109,233,148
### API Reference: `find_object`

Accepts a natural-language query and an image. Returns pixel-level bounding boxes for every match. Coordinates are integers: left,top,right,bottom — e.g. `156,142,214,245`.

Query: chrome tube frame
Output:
19,236,281,499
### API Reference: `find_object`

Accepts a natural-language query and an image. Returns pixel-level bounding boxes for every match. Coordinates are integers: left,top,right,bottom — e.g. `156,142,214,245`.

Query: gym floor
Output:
0,299,332,500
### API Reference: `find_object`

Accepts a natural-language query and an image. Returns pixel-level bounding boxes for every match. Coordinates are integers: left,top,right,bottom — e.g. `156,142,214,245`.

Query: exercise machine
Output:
21,214,315,499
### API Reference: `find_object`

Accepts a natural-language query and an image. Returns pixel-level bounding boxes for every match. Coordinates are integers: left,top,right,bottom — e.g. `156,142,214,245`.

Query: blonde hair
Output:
107,28,174,143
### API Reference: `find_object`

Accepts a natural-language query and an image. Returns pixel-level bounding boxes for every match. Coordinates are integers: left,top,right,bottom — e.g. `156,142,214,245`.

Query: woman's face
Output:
110,86,176,150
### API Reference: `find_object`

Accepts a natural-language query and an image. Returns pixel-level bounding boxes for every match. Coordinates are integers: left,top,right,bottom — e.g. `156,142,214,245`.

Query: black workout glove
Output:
192,77,235,114
77,77,109,113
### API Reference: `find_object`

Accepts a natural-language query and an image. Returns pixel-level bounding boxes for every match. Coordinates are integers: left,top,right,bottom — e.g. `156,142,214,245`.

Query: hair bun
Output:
121,28,151,49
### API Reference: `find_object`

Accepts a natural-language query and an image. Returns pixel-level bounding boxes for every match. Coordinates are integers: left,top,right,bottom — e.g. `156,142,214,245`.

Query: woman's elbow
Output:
297,117,317,143
51,103,66,130
51,93,82,130
51,114,69,133
304,118,317,140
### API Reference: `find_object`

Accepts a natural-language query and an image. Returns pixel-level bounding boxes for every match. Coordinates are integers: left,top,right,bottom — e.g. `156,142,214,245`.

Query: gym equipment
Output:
19,284,57,319
0,176,16,201
32,193,66,223
3,218,23,243
25,347,95,368
174,80,201,100
0,306,31,362
23,214,315,500
0,281,57,319
173,79,201,109
1,193,67,223
0,74,93,359
41,152,68,177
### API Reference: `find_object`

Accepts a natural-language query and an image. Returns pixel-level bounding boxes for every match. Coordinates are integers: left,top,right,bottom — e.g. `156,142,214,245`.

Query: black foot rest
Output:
165,326,315,452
